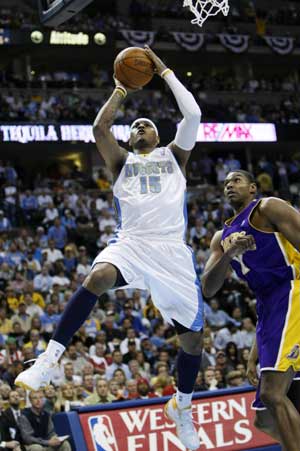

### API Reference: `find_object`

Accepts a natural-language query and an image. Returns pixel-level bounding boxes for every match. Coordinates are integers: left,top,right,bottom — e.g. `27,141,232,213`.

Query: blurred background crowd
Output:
0,0,300,448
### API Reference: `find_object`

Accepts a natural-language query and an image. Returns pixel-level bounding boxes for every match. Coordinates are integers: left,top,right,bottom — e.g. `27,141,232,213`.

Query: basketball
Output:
114,47,155,89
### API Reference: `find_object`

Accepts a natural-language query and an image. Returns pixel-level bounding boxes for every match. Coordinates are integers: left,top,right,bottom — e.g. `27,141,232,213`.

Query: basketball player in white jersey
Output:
15,47,203,450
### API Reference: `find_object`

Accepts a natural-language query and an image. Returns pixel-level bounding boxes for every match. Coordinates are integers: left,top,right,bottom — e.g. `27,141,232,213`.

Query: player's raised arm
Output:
93,78,129,177
259,197,300,250
144,46,201,168
201,230,256,298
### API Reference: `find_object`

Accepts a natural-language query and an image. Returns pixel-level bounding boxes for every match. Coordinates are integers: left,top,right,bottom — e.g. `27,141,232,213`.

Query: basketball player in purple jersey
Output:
15,47,203,450
202,170,300,451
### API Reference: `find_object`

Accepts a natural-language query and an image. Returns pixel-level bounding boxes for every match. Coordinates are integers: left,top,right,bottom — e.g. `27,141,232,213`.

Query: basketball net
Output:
183,0,230,27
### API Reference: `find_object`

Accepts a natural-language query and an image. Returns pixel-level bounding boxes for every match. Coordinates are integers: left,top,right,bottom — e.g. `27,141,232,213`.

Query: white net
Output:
183,0,230,27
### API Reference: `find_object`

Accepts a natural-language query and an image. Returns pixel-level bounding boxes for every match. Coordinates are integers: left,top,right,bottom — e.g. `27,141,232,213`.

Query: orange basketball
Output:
114,47,155,89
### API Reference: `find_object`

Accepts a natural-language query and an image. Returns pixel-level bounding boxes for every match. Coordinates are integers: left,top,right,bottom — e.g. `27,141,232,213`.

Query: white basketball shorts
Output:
92,236,203,331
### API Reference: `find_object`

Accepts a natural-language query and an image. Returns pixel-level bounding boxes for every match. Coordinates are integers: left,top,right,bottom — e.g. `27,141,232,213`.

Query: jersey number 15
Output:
140,176,161,194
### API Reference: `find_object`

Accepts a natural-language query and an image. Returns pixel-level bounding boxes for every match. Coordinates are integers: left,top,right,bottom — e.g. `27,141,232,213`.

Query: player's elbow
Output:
93,120,109,138
185,94,202,121
201,277,216,299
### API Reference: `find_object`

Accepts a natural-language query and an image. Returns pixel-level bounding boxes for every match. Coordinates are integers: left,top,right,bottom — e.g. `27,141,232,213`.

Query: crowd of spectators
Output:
1,84,300,125
1,0,300,31
0,153,299,446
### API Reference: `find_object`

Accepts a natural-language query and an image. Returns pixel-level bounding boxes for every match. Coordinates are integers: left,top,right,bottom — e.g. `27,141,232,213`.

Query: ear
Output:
128,137,132,147
156,136,160,145
249,183,257,194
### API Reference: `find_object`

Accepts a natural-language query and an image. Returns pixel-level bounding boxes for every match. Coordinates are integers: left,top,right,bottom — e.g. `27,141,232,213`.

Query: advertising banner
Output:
79,391,276,451
0,123,277,144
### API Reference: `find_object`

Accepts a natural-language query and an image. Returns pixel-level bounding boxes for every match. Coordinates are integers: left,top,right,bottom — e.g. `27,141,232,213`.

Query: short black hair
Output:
228,170,256,184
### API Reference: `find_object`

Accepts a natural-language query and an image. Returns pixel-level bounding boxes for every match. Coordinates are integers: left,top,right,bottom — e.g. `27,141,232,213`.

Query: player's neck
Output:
233,198,254,214
133,147,154,155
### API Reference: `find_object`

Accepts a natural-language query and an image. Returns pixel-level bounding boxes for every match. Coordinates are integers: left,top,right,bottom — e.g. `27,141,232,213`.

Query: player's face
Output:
224,172,256,208
129,120,159,150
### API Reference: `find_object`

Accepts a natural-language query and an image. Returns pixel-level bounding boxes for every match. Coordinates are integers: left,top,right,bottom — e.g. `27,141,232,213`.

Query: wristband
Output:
114,86,127,98
0,442,6,448
161,68,173,78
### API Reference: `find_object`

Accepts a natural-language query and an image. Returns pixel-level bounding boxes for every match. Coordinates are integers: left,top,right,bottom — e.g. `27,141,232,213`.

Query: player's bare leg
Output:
15,263,119,390
259,368,300,451
165,329,202,450
254,410,286,451
255,379,300,451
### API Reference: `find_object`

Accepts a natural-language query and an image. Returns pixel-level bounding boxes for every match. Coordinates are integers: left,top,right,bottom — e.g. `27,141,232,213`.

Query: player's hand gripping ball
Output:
114,47,155,89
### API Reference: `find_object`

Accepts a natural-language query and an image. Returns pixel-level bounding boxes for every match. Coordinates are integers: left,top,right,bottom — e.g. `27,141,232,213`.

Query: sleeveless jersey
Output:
221,199,300,295
112,147,187,241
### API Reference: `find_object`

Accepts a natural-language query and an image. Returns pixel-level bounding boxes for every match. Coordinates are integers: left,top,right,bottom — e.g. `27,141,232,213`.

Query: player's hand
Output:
144,45,168,76
246,360,259,387
225,235,256,259
113,74,140,94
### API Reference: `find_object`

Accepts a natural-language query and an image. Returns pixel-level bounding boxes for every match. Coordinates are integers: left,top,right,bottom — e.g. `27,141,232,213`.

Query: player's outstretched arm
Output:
93,79,129,177
259,197,300,251
202,230,256,298
201,230,231,298
144,46,201,169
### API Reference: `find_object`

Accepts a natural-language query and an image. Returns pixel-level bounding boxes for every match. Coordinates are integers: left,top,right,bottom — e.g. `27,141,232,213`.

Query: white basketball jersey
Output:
113,147,187,241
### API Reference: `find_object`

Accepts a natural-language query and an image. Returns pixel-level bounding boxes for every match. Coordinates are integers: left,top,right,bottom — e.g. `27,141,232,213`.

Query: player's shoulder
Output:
258,196,287,212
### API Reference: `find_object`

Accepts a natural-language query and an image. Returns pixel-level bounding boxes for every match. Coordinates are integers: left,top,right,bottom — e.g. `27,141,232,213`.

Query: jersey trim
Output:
113,195,122,230
224,199,258,226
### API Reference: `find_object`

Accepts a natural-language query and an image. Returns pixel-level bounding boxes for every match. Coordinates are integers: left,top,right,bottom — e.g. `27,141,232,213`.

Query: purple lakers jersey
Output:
221,199,300,295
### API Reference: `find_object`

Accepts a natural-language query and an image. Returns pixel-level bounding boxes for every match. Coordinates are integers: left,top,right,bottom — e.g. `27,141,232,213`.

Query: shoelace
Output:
178,409,200,428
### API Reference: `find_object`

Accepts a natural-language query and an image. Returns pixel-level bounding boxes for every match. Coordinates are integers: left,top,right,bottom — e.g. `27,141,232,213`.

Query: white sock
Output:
176,390,193,409
44,339,65,363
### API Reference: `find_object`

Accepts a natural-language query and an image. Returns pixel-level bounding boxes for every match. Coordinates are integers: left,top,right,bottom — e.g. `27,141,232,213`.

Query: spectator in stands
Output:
20,190,38,224
81,374,94,398
84,378,115,405
0,307,13,335
226,370,245,388
206,298,239,330
61,362,82,386
125,379,139,400
23,294,43,318
203,368,219,391
113,368,127,393
42,203,59,226
0,210,12,232
0,390,23,446
122,339,138,364
43,385,58,414
150,323,166,348
19,390,71,450
106,350,131,380
47,218,67,250
33,267,53,295
136,377,156,399
61,344,88,375
43,240,63,265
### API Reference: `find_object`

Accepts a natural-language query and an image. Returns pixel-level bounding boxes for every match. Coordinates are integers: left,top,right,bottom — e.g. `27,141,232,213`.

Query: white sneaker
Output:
15,353,57,391
164,396,200,450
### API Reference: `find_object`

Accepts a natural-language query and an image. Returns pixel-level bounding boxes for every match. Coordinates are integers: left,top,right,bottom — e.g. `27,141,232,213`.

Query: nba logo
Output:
89,415,119,451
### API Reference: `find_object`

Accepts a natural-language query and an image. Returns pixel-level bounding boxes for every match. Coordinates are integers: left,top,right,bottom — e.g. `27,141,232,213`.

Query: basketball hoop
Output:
183,0,230,27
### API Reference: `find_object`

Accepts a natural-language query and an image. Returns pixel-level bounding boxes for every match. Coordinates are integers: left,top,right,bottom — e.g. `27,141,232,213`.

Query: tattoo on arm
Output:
94,90,125,130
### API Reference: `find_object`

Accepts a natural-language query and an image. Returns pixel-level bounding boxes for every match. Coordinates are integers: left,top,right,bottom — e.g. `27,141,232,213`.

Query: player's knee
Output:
83,264,116,295
180,332,203,355
260,387,283,408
